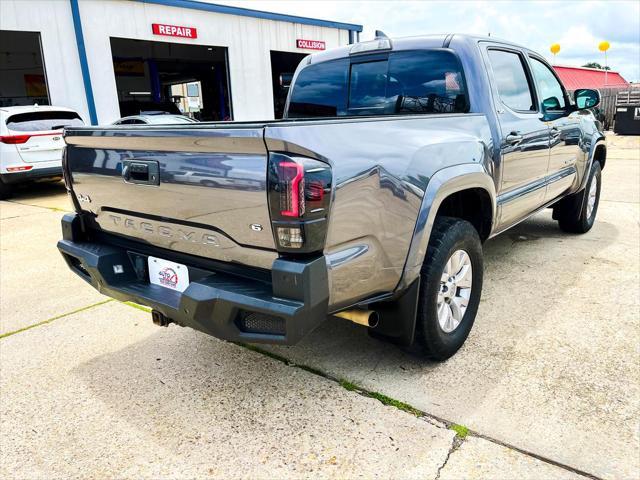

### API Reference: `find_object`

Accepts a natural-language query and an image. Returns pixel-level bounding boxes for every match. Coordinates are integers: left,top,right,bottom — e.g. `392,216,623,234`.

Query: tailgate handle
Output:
122,160,159,186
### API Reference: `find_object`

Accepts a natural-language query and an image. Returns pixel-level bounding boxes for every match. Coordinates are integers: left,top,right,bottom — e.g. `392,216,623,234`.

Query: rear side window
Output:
288,50,468,118
487,50,535,112
6,111,83,132
287,59,349,117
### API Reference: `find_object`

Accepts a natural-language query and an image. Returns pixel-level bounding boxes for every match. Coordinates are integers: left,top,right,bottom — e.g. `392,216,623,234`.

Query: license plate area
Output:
148,256,190,292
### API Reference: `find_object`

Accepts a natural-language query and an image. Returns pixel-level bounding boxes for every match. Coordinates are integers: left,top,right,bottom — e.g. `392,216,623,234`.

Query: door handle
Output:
550,127,561,138
505,132,523,145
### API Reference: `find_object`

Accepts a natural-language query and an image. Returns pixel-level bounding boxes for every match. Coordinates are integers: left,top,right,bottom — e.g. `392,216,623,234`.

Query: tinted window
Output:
288,59,349,117
390,51,467,115
6,111,83,131
349,61,387,111
116,119,143,125
488,50,535,111
529,57,567,110
288,50,468,118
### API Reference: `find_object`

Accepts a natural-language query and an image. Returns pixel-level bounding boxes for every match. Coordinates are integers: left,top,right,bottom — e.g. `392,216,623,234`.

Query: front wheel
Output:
414,216,483,361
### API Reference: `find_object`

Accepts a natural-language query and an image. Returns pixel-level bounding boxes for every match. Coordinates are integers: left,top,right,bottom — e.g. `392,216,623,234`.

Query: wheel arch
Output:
576,137,606,192
398,163,496,291
593,143,606,170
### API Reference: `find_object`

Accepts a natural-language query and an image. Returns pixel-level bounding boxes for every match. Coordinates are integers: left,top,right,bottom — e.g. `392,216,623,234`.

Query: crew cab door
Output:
527,55,582,202
484,46,550,229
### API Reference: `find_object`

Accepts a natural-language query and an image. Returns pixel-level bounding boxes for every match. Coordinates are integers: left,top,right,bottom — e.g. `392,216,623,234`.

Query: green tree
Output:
582,62,611,70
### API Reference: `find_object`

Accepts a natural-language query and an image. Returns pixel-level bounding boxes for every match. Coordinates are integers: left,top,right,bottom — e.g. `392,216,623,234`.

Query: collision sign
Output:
152,23,198,39
296,39,326,51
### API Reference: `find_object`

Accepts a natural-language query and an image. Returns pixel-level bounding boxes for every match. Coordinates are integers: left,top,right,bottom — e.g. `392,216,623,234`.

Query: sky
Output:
215,0,640,82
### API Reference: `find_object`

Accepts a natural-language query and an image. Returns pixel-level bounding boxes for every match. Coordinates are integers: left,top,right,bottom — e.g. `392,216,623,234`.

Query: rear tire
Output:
414,216,483,361
555,161,601,234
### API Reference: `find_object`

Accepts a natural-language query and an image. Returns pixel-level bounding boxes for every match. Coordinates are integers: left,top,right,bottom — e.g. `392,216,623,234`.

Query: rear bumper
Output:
57,213,329,345
1,166,62,184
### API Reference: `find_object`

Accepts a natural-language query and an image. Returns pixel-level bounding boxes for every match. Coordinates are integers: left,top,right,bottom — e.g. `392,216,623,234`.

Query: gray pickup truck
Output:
58,34,605,360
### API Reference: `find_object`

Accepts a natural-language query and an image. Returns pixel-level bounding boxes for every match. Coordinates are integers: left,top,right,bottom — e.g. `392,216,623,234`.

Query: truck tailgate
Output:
64,126,277,269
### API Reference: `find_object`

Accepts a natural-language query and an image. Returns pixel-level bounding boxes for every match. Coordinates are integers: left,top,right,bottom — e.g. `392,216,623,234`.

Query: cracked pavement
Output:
0,134,638,479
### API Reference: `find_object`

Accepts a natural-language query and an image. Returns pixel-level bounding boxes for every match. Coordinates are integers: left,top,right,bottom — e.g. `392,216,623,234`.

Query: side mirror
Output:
574,88,600,109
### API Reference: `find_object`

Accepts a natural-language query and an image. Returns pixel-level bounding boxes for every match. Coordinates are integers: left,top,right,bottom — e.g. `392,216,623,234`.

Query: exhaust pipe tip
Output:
368,311,379,329
334,309,379,329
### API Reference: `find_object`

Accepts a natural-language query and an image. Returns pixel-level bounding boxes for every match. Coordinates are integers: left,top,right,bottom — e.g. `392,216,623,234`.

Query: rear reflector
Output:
0,135,31,144
6,166,33,172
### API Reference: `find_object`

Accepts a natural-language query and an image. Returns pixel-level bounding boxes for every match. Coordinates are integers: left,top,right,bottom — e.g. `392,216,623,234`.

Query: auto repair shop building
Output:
0,0,362,123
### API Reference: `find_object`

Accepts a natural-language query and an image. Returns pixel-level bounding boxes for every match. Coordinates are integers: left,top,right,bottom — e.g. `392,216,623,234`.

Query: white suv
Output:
0,105,84,199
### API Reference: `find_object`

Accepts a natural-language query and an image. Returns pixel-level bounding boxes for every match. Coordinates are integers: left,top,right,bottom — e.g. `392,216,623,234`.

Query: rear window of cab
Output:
288,49,469,118
6,111,83,132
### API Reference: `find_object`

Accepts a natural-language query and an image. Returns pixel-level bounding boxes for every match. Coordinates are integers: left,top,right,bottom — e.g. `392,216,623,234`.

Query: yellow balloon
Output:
550,43,561,55
599,41,610,52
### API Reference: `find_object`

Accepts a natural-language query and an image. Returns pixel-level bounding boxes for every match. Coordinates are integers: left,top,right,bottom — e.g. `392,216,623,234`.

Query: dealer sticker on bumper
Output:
148,256,190,292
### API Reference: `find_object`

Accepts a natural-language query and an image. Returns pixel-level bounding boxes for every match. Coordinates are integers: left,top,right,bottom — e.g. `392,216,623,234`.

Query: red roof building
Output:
553,65,629,90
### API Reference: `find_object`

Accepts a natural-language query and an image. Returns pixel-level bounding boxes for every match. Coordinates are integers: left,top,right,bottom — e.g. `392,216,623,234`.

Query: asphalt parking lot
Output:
1,133,638,479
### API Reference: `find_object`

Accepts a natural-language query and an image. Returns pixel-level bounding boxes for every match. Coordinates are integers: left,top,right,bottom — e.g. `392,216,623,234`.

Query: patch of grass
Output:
123,301,152,313
366,390,423,416
0,299,113,340
450,423,469,439
339,379,358,391
339,379,423,416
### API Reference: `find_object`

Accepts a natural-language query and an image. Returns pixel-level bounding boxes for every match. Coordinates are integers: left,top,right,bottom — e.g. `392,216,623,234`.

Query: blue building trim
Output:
69,0,98,124
133,0,363,32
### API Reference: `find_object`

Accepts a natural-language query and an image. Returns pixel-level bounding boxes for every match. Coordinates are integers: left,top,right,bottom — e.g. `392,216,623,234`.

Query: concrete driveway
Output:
0,134,638,479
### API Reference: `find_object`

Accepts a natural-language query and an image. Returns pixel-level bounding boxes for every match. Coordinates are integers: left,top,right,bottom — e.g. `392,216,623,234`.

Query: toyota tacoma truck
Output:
58,34,605,360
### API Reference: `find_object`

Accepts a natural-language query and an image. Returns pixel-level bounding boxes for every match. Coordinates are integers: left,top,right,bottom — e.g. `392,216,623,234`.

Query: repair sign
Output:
152,23,198,39
296,39,326,50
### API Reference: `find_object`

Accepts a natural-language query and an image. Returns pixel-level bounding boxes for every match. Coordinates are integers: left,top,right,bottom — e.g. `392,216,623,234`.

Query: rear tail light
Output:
268,153,332,253
278,161,305,217
0,134,31,144
0,131,61,144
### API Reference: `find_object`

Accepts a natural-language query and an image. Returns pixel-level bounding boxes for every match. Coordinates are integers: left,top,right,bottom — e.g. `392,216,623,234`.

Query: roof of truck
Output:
307,33,529,65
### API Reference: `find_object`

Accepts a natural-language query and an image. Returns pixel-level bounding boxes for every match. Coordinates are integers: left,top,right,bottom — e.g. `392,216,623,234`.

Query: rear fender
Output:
398,163,496,290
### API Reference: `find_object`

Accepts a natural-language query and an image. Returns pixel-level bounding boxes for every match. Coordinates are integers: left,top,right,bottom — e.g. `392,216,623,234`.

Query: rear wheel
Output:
555,161,601,233
414,216,483,361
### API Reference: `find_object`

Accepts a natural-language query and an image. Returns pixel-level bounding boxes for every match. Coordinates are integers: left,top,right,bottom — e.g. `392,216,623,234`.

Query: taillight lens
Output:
278,161,305,217
268,153,332,253
0,134,31,144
